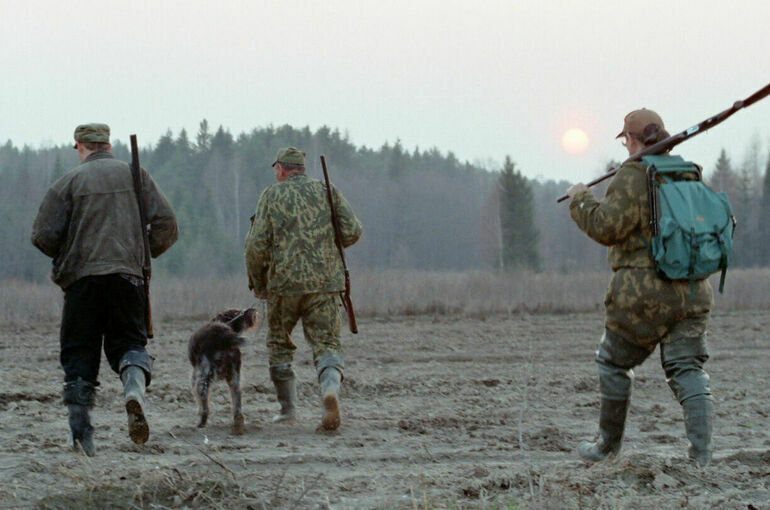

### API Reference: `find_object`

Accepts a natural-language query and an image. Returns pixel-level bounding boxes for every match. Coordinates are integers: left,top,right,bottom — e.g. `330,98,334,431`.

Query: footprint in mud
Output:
118,443,166,454
721,449,770,466
573,378,595,392
647,434,678,444
523,425,575,452
398,416,465,435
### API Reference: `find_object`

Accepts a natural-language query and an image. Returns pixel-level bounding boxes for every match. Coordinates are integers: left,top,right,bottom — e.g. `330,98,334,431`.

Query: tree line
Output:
1,121,768,283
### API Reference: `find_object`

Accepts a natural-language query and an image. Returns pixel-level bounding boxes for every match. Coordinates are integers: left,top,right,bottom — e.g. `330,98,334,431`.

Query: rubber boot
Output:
683,397,713,466
63,378,95,456
319,367,342,431
661,336,713,466
67,405,95,456
578,330,649,463
121,366,149,444
578,398,629,462
119,351,152,445
269,364,297,424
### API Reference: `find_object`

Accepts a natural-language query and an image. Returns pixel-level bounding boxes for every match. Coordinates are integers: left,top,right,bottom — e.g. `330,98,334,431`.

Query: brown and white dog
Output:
188,307,257,435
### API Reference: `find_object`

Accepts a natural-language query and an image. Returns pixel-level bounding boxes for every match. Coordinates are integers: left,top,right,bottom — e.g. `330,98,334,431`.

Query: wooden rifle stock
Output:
320,155,358,334
129,135,154,338
557,81,770,203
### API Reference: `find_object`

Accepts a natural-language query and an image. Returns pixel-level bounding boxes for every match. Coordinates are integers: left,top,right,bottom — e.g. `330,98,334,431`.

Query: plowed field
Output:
1,311,768,508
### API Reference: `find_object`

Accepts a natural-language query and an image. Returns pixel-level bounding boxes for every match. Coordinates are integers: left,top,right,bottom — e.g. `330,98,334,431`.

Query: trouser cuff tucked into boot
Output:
63,378,96,456
119,351,152,444
315,353,344,381
269,364,297,423
119,350,153,386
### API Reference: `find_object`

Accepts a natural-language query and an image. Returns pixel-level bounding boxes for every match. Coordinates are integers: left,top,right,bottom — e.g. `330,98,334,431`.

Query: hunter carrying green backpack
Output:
642,154,735,294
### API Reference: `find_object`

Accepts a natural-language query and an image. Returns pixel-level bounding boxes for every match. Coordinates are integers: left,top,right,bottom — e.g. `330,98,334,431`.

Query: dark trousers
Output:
60,274,148,385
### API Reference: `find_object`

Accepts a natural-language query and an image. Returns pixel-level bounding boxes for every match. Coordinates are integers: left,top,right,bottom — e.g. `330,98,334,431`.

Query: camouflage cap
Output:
73,123,110,148
615,109,664,139
272,147,306,166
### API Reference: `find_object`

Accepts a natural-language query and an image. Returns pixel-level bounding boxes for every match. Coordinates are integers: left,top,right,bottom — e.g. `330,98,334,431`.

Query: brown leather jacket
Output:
31,151,178,289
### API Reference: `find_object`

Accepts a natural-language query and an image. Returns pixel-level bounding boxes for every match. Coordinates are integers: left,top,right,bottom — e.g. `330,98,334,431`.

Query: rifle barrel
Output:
320,155,358,334
129,134,154,338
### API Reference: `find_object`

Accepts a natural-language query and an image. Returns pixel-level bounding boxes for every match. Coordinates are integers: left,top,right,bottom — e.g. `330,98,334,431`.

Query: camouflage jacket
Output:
31,151,178,289
568,161,653,271
244,174,362,296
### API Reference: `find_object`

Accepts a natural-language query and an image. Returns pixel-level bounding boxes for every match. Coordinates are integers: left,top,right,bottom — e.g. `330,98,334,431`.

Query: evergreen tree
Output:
51,152,66,181
196,119,211,152
387,139,407,179
497,156,541,271
150,129,175,170
709,149,738,195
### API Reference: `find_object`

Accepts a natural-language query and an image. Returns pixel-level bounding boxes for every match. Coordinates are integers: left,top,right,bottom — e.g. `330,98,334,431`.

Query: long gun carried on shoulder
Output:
130,134,154,338
557,81,770,203
320,155,358,334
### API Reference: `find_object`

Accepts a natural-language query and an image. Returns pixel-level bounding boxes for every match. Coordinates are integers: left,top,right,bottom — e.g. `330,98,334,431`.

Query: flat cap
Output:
616,109,664,139
73,123,110,148
272,147,306,166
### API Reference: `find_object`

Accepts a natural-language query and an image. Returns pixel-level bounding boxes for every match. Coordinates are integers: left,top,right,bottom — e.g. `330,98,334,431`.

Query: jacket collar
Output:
84,151,114,163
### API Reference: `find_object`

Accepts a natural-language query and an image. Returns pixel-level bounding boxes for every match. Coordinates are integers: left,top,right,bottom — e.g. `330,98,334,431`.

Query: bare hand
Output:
253,289,268,299
566,183,588,199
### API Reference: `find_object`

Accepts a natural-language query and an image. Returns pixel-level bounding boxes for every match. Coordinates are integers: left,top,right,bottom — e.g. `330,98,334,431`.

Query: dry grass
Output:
2,269,769,325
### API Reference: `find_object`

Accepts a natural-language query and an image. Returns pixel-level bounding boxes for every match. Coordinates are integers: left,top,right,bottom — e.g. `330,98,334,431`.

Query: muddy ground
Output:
0,311,768,509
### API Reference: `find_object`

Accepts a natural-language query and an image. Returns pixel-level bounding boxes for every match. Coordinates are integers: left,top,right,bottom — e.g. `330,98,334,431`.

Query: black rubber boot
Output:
269,364,297,424
683,397,713,466
318,367,342,431
578,398,629,461
63,378,95,456
67,404,95,456
119,351,152,445
660,336,713,466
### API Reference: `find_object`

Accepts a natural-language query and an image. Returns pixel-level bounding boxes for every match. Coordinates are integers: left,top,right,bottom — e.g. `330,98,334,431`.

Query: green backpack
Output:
643,154,735,294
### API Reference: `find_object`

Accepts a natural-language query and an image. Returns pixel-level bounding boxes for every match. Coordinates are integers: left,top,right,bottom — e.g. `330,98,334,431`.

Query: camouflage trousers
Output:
266,292,343,369
604,268,713,350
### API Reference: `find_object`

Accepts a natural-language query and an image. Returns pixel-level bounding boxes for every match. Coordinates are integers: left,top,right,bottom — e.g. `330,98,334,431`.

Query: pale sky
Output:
2,0,769,182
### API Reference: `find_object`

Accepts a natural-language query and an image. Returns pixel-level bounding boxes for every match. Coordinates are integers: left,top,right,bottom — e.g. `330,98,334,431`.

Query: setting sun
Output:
561,128,590,154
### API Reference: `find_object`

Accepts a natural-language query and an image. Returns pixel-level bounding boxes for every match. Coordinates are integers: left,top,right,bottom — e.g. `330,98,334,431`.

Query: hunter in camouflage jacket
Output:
244,173,362,297
569,160,712,349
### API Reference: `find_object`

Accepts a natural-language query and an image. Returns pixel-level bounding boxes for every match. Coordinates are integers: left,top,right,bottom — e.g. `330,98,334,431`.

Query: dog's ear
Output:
228,308,257,332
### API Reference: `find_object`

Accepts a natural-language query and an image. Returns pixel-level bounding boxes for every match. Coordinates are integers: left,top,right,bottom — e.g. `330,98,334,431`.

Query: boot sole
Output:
577,441,618,462
321,394,340,431
126,399,149,444
272,414,297,424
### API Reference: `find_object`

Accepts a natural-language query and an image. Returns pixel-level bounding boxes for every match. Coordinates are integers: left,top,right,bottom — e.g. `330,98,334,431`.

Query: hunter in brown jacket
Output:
31,123,178,456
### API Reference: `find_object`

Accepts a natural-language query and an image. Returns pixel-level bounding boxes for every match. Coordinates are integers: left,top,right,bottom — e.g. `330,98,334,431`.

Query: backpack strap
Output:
717,231,728,293
687,228,698,297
